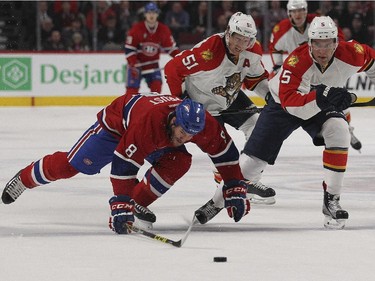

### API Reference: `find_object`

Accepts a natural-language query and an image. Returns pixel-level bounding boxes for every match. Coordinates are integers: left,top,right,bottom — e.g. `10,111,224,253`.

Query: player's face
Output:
289,8,307,28
145,11,158,24
310,39,336,66
169,119,194,147
227,33,254,55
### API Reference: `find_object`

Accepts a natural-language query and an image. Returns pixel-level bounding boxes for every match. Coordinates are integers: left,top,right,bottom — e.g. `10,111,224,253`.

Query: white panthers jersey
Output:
164,33,269,115
269,41,375,120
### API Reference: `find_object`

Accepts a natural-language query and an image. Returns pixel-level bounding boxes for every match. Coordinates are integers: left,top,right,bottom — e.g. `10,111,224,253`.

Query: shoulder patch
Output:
354,43,364,55
201,49,213,61
287,55,299,67
273,24,280,33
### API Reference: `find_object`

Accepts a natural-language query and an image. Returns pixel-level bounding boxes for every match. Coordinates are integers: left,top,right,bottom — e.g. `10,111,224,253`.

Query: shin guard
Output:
20,151,79,188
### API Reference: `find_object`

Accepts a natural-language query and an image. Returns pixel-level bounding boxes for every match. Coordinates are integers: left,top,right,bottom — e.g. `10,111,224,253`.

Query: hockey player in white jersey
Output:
164,12,276,222
269,0,362,151
237,16,375,229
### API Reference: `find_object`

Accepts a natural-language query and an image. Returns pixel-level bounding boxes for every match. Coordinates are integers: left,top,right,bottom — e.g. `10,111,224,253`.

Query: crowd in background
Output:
1,0,374,52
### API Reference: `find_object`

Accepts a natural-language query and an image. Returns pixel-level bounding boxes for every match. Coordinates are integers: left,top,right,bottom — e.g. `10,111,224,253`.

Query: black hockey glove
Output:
109,195,135,234
315,84,354,111
223,180,251,222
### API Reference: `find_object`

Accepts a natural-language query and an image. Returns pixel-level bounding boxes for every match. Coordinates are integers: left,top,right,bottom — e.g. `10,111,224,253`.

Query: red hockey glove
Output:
109,195,135,234
223,180,251,222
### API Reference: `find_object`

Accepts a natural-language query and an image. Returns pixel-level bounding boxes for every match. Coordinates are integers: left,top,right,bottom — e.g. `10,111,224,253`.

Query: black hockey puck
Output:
213,257,227,262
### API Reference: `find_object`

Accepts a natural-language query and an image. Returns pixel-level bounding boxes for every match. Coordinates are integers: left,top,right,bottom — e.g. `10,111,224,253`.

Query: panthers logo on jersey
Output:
211,72,242,106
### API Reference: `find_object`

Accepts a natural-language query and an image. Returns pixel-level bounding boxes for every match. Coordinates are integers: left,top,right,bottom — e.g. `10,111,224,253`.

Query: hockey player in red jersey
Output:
237,16,375,229
164,12,276,214
2,94,251,234
125,2,180,95
269,0,361,151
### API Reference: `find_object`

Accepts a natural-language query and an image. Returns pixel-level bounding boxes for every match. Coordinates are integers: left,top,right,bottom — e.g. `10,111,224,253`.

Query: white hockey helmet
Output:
308,16,338,40
226,12,257,48
287,0,308,13
227,12,257,38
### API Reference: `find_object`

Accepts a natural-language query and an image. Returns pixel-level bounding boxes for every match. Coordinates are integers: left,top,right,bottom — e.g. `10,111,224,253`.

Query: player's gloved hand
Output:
222,180,251,222
268,64,281,80
109,195,135,234
315,84,355,111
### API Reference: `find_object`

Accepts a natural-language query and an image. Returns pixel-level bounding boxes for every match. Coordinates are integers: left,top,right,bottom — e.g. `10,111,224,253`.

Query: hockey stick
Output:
127,216,198,248
219,107,262,115
219,96,375,115
350,97,375,107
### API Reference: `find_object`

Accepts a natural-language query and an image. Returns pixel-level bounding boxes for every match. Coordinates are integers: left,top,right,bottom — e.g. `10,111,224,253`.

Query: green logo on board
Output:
0,58,31,90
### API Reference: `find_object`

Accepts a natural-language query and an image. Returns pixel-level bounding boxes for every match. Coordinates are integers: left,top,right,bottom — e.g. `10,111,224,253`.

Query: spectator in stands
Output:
349,13,368,43
53,0,79,14
248,6,264,43
190,1,208,37
41,17,55,44
155,1,170,23
43,30,66,51
97,14,123,50
38,1,55,23
86,1,116,33
212,14,228,34
164,2,190,41
361,1,374,47
62,16,90,49
54,1,77,32
342,27,353,41
213,1,234,29
268,0,288,29
114,1,137,35
340,1,360,28
68,32,90,52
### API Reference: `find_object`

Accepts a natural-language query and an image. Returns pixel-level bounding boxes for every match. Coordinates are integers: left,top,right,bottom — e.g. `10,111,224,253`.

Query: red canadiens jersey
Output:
164,33,269,115
269,41,375,120
125,21,180,73
96,93,243,192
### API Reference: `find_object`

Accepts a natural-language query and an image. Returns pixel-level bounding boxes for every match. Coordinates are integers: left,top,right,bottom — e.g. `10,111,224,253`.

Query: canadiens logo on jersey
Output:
201,50,213,61
354,43,364,54
287,55,299,67
142,42,159,56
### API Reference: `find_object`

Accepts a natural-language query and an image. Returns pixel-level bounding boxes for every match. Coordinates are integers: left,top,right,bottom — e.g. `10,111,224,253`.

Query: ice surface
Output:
1,107,375,281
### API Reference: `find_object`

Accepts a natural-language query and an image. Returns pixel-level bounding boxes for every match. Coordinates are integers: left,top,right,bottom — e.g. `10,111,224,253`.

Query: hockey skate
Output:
194,199,223,224
2,171,26,204
133,203,156,230
246,181,276,205
322,187,349,229
349,126,362,152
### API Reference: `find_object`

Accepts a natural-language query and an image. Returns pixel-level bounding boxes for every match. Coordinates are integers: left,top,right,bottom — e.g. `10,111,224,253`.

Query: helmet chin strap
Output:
166,113,176,140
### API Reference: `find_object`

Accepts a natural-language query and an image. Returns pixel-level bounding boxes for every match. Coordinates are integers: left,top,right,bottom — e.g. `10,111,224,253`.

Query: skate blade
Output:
324,216,346,230
247,194,276,205
133,217,153,230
